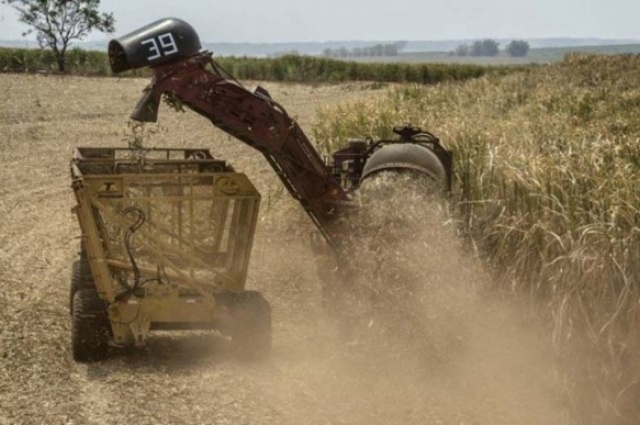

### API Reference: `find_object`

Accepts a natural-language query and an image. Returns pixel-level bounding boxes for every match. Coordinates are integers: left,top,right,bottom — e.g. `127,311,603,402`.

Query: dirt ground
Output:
0,74,572,424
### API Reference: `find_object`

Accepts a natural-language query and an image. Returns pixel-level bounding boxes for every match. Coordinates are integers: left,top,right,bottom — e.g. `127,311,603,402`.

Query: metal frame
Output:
71,147,261,345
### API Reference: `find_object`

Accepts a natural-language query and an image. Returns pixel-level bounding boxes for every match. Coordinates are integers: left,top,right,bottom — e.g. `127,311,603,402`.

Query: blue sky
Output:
1,0,639,42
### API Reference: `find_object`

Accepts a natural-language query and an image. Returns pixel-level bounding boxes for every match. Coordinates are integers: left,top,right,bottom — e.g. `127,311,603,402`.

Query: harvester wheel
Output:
69,258,96,314
71,289,111,362
230,291,272,359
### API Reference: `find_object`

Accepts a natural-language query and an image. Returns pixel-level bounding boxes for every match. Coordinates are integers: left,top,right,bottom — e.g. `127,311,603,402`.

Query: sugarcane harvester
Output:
68,17,453,361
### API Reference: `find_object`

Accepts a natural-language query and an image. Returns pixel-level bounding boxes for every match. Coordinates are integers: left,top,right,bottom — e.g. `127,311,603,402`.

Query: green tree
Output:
454,44,470,57
506,40,530,57
470,39,500,56
3,0,115,72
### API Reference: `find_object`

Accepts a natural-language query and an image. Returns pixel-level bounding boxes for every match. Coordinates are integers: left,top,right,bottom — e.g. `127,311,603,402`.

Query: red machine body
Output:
108,18,452,252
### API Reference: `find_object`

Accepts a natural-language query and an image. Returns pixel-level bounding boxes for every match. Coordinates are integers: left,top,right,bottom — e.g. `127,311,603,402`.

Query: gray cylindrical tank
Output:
360,144,448,186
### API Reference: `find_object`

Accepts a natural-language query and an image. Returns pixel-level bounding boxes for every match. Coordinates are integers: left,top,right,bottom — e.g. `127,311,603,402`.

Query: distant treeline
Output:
0,47,503,85
454,39,531,57
321,42,408,58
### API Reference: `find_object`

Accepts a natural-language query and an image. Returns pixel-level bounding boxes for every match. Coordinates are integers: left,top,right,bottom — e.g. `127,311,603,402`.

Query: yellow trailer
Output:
69,147,269,361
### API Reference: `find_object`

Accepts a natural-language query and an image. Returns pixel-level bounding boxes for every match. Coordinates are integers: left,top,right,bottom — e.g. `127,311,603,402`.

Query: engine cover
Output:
361,143,449,185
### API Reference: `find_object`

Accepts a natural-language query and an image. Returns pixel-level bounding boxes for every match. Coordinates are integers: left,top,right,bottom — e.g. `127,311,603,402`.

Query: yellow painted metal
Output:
71,148,261,345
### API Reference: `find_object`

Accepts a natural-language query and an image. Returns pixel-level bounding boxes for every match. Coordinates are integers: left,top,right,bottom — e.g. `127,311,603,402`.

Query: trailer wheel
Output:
69,258,96,315
70,260,81,314
230,291,272,359
72,290,111,362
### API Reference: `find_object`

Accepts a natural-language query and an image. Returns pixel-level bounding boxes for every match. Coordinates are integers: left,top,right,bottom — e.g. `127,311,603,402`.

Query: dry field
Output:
314,54,640,424
1,74,571,424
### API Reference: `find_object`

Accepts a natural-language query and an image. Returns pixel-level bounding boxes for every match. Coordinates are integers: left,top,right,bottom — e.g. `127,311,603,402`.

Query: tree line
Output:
322,41,408,58
454,39,530,57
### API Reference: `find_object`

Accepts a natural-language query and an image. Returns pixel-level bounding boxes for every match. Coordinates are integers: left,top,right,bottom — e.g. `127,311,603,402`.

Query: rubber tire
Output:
71,290,111,362
70,261,81,315
230,291,272,360
69,258,96,315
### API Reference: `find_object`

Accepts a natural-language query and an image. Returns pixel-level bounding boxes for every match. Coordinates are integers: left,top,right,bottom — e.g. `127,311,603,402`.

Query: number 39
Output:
141,32,179,61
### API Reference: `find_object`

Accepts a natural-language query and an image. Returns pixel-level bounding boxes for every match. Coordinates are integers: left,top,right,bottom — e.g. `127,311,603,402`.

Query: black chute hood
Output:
361,143,449,186
108,17,201,73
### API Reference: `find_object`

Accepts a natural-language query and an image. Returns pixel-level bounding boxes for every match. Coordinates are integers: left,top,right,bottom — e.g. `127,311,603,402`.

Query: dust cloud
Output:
252,172,572,425
0,74,576,424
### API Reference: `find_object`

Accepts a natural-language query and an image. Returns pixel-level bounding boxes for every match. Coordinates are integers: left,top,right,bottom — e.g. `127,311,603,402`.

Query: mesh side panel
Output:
93,175,253,290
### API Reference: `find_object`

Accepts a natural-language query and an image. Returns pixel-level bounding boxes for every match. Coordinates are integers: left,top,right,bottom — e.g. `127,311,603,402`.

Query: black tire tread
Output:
69,249,96,314
71,289,111,362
